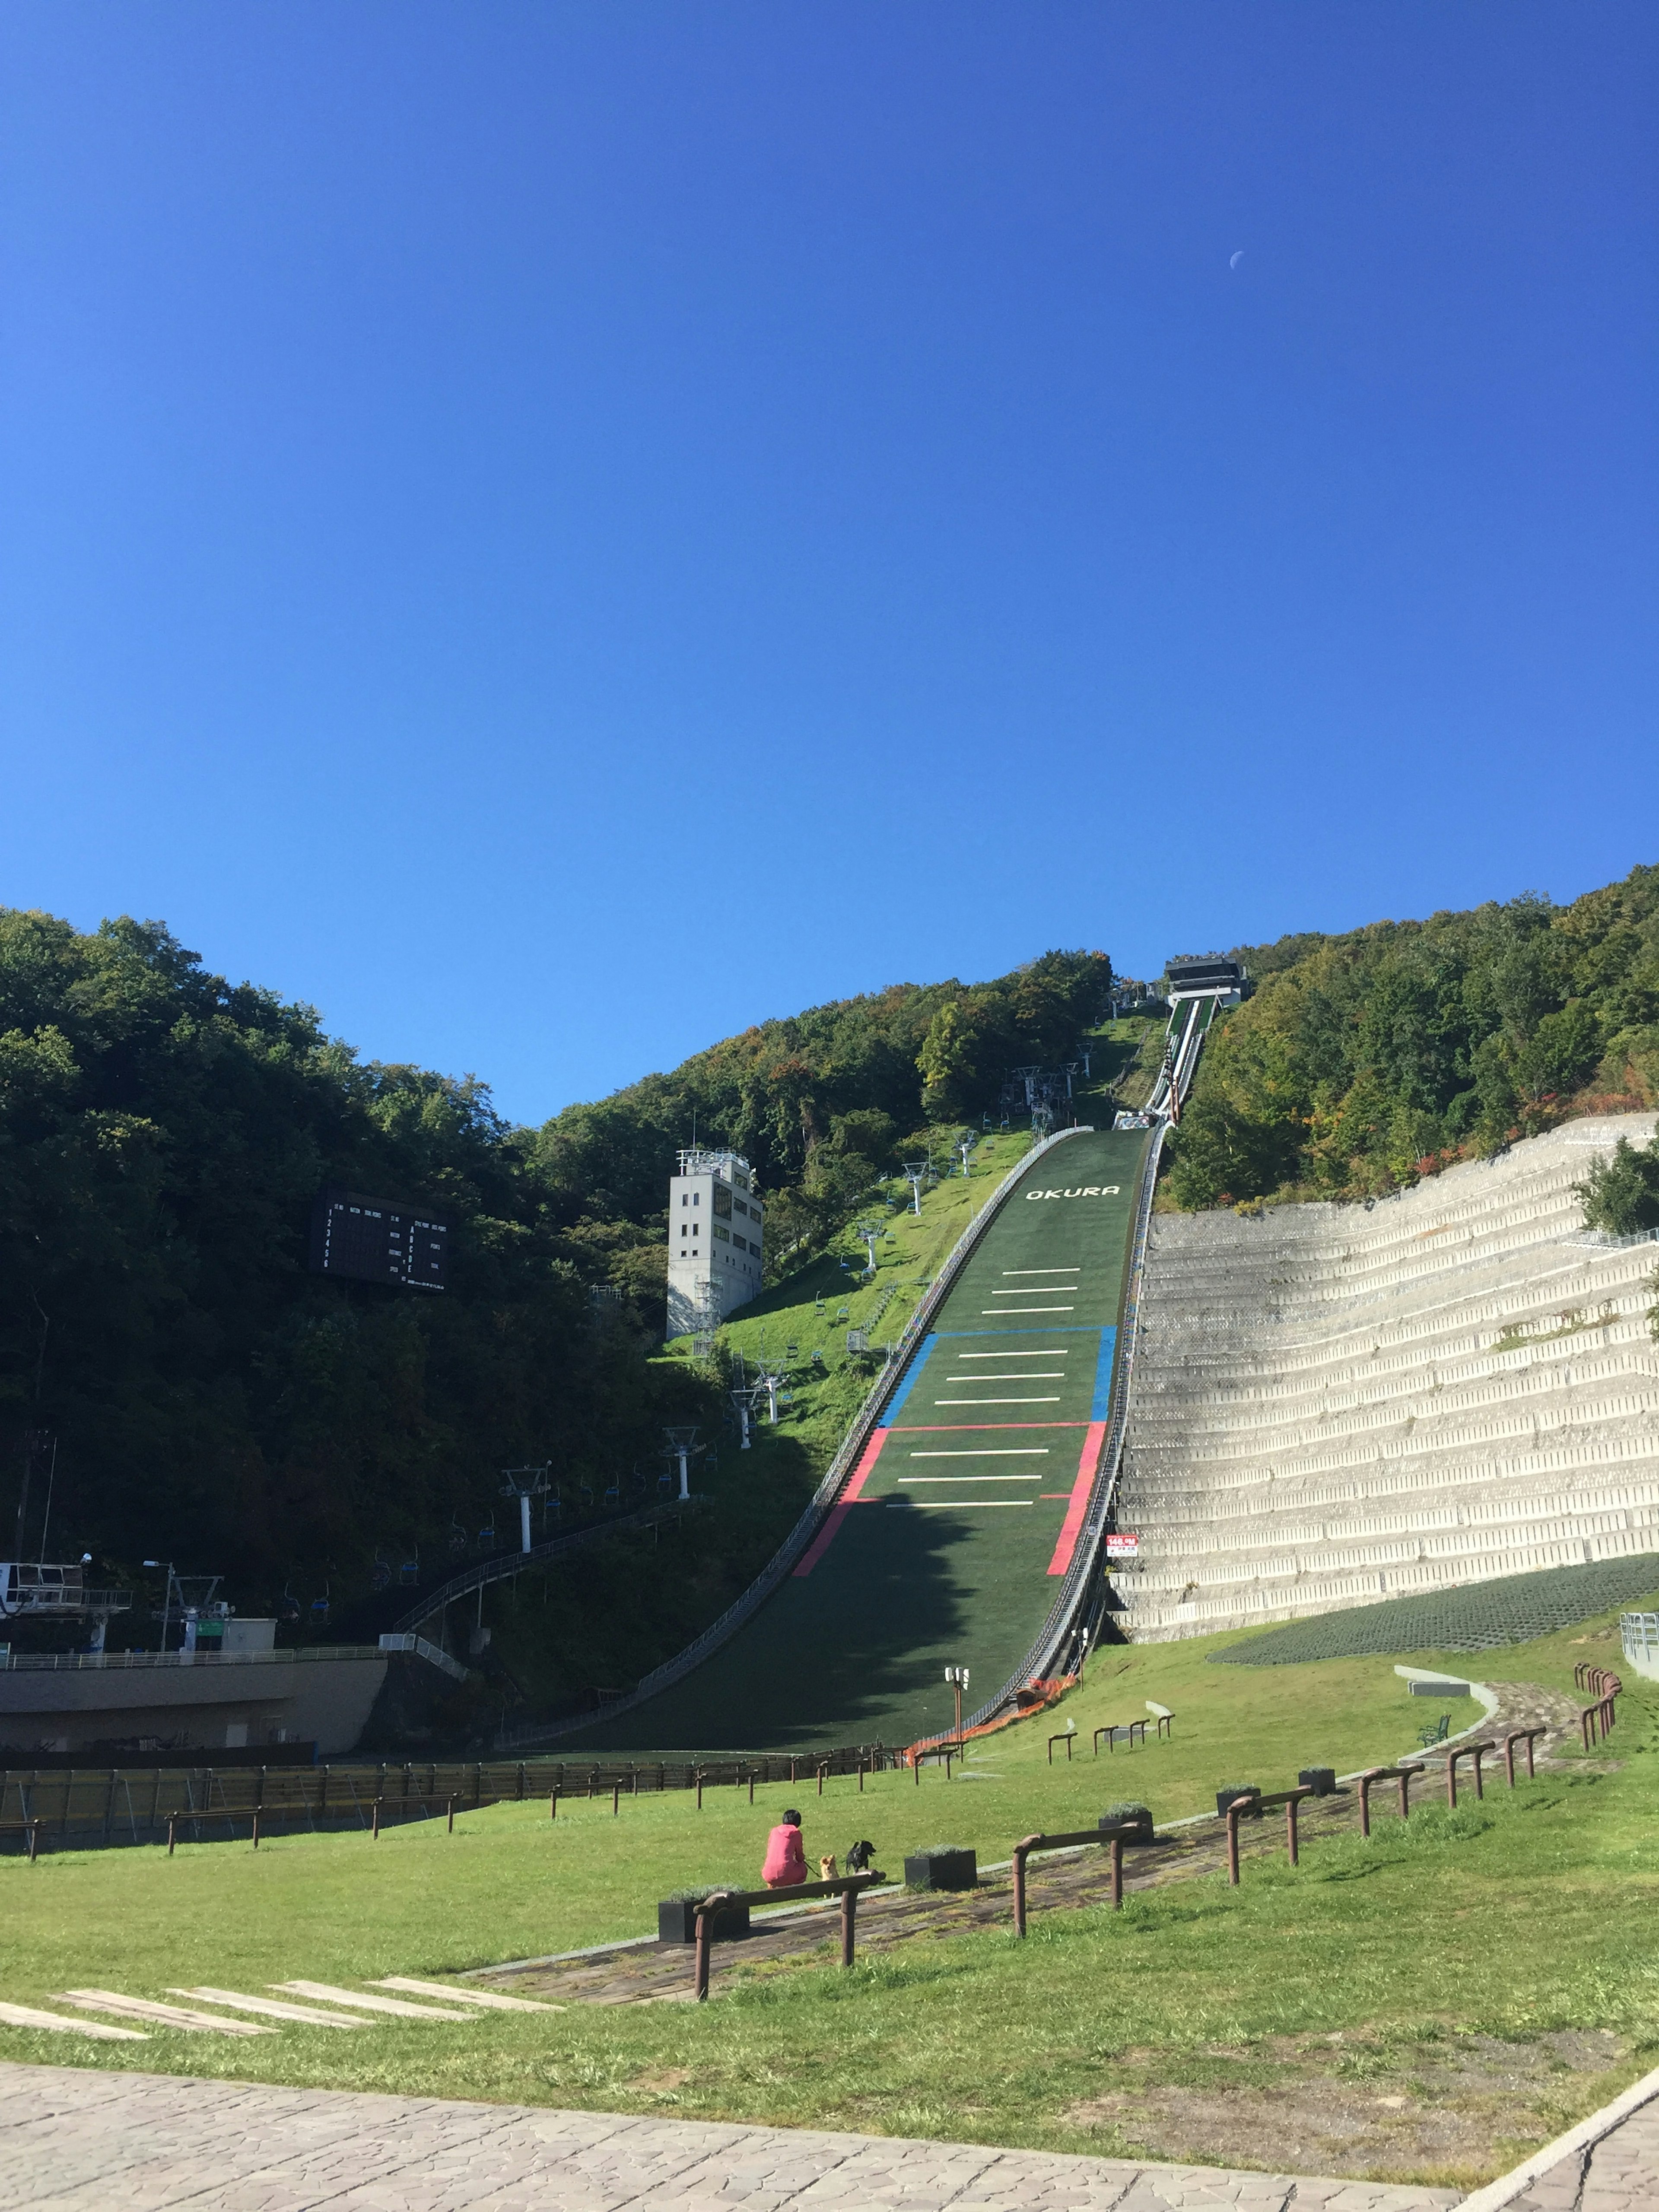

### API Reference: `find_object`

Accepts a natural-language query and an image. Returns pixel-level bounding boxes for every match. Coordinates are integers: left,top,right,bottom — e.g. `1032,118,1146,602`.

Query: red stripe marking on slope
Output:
793,1428,889,1577
1047,1422,1107,1576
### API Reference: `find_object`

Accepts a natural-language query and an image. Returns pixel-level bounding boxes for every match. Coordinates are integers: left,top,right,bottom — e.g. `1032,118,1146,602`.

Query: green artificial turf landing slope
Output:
569,1127,1150,1751
1214,1553,1659,1664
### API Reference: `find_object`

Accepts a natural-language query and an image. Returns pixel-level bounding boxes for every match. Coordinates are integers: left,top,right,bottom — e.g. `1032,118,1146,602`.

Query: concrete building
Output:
667,1148,763,1342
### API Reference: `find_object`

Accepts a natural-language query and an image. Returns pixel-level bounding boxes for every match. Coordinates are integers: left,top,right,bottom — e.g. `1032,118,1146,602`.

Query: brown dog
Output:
818,1853,838,1881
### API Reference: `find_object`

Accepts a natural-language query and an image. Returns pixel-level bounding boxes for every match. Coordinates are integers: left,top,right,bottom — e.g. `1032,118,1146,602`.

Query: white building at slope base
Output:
667,1148,764,1342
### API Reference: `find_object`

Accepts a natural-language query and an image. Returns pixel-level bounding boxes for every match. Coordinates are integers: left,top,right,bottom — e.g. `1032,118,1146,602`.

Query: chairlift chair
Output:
371,1549,392,1592
448,1515,468,1557
310,1585,331,1625
476,1521,498,1553
399,1551,420,1587
277,1583,301,1626
604,1477,621,1506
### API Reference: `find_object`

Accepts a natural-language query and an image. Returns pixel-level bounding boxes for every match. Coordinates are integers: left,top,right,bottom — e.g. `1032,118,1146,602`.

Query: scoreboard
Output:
309,1189,448,1291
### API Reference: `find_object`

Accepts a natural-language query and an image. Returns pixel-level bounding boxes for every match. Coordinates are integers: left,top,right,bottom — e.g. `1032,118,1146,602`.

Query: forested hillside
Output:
0,909,1110,1623
1167,864,1659,1208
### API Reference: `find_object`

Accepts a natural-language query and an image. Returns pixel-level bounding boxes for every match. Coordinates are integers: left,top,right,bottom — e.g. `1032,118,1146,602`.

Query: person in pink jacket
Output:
762,1808,807,1888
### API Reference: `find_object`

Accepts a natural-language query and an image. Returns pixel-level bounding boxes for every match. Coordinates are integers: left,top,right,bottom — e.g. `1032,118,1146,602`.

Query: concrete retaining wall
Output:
1116,1115,1659,1640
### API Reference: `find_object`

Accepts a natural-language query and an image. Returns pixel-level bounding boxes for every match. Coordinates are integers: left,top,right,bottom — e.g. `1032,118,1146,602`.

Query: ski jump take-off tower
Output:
666,1148,764,1343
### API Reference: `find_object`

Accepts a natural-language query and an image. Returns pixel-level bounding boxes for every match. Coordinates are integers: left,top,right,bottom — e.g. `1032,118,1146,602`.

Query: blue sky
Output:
3,4,1654,1125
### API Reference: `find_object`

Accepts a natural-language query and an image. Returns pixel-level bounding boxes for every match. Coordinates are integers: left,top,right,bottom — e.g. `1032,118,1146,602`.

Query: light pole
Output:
944,1664,970,1736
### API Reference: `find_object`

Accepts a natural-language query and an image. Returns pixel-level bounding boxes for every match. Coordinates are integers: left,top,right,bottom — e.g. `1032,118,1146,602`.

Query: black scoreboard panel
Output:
309,1189,448,1291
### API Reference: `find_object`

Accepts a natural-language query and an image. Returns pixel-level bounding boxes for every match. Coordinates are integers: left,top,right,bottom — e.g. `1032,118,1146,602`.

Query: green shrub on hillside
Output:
1574,1127,1659,1234
1166,865,1659,1207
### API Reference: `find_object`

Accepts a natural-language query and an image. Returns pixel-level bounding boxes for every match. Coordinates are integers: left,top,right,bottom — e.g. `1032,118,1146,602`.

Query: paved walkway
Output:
0,2063,1461,2210
1484,2066,1659,2212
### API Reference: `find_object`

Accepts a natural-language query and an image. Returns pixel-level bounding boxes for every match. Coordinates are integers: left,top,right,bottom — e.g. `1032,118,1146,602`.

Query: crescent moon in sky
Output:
1230,250,1244,270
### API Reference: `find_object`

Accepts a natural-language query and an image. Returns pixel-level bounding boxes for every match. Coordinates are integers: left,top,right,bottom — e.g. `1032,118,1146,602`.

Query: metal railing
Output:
497,1125,1095,1748
1,1644,392,1672
2,1640,463,1679
391,1497,702,1634
374,1634,469,1682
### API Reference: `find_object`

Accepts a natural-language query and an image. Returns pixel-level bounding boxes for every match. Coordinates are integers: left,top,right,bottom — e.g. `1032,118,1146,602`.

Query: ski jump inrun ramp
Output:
553,1122,1166,1754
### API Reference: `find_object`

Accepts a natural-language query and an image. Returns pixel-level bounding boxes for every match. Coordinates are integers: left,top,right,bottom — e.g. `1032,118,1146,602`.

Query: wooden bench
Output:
688,1871,887,1998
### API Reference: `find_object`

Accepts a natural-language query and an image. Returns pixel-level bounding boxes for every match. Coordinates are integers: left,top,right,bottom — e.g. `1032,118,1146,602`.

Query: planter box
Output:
1099,1808,1153,1843
1298,1767,1337,1796
904,1848,977,1891
657,1897,751,1946
1215,1788,1261,1819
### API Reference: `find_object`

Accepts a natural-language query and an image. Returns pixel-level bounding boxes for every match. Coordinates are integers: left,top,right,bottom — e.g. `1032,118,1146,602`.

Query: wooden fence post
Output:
1012,1836,1038,1937
1225,1799,1245,1885
840,1882,858,1967
1109,1834,1123,1909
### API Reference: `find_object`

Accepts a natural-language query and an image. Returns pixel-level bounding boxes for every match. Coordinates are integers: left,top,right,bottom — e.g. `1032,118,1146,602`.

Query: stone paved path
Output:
1492,2070,1659,2212
0,2063,1461,2210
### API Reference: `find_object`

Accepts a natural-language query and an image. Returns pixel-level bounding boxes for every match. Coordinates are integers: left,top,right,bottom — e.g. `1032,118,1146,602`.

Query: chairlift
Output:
398,1551,420,1587
448,1515,468,1557
604,1477,621,1506
578,1481,595,1510
370,1549,392,1592
277,1582,301,1625
836,1304,849,1322
310,1584,331,1624
476,1521,498,1553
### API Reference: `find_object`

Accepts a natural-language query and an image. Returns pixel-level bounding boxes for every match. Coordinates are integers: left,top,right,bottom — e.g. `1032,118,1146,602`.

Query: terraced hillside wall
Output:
1115,1114,1659,1641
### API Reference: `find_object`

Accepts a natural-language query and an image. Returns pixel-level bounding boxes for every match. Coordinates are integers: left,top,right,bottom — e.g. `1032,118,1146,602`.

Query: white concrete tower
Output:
666,1148,764,1342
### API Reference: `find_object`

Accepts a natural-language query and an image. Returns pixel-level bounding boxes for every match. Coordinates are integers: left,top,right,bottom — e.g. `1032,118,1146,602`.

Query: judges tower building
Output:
666,1149,763,1343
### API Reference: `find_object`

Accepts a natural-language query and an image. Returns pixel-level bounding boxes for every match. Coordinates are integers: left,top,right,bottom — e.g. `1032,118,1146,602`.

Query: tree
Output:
1574,1128,1659,1236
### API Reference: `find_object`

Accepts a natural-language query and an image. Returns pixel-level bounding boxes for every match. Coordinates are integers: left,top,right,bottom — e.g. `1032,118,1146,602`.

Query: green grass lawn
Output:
6,1599,1653,2189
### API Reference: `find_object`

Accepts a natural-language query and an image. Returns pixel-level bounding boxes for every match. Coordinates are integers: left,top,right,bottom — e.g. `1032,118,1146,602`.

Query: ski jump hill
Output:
534,986,1658,1753
528,995,1224,1757
547,1121,1157,1754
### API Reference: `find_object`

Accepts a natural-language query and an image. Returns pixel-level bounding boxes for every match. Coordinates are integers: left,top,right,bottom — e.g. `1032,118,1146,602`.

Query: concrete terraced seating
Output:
1116,1115,1659,1640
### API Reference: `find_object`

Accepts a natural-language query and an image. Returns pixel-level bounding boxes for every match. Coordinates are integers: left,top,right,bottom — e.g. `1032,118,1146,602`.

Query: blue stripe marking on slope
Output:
882,1335,938,1422
1091,1326,1118,1420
